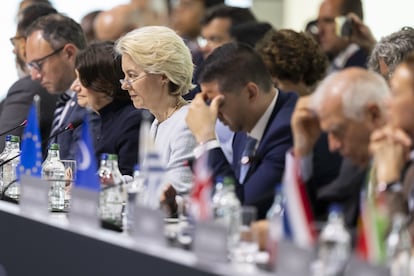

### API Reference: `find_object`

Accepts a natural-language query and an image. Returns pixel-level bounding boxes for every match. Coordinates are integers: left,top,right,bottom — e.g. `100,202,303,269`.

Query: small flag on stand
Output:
75,115,99,191
19,103,42,178
282,152,316,249
189,150,213,221
140,149,166,209
355,190,388,264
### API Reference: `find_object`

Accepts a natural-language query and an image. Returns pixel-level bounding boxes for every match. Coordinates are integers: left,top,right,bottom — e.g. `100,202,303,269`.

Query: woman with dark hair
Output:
256,28,328,96
71,41,142,175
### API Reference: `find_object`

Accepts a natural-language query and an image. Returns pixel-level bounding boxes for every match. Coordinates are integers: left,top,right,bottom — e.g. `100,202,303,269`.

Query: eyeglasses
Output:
26,46,65,72
9,35,25,47
119,74,148,87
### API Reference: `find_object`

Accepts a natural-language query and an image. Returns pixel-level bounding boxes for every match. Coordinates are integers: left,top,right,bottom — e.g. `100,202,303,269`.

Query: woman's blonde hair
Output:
115,26,194,96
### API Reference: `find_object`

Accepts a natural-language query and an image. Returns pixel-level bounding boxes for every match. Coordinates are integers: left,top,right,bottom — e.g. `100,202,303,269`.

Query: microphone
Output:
45,119,83,144
66,119,83,131
0,120,27,137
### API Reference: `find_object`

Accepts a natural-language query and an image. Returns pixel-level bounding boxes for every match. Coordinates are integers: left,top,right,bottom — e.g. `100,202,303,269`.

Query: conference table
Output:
0,200,274,276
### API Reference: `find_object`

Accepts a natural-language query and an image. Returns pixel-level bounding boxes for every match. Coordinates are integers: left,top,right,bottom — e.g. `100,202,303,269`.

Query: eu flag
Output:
75,115,100,191
19,103,42,177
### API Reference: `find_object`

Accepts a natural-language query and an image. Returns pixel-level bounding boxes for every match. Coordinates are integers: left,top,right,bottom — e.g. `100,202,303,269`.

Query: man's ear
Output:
245,82,259,102
365,103,382,127
63,43,77,60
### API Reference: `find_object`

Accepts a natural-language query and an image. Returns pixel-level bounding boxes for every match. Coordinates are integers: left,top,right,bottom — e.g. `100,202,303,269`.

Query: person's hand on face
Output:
370,125,412,185
291,96,322,156
347,12,377,53
185,92,224,143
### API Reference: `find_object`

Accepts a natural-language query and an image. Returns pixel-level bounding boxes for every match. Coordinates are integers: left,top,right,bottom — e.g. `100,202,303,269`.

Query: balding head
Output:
312,67,389,121
94,5,139,41
310,68,389,166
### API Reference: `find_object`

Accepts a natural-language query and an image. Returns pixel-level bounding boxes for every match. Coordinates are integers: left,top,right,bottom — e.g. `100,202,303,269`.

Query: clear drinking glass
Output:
230,206,260,264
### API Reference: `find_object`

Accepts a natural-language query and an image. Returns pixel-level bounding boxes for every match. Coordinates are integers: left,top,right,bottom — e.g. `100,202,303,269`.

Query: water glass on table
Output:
230,206,259,264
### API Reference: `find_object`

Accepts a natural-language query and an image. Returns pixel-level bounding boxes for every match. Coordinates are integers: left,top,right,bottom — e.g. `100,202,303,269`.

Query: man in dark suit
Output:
292,68,390,229
186,42,297,219
25,13,88,160
317,0,371,72
0,3,58,155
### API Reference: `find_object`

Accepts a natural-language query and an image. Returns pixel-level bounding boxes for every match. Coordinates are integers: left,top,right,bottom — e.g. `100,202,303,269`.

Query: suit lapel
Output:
242,91,290,183
235,90,289,184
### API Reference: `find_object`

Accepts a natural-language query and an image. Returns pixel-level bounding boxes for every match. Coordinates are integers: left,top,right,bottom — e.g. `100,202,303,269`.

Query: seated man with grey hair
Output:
370,51,414,237
368,27,414,81
291,67,390,228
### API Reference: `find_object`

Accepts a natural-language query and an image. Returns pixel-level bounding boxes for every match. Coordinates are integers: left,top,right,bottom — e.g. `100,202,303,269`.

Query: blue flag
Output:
19,103,42,178
75,115,100,191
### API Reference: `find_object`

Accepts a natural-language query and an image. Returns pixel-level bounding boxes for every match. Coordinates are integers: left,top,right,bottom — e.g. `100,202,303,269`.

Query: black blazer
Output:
305,134,342,223
94,100,142,176
0,76,58,155
317,158,367,228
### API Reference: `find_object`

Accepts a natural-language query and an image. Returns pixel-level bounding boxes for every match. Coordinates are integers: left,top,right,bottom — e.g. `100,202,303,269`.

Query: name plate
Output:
68,187,100,230
276,240,315,276
193,221,228,263
132,205,166,246
344,256,390,276
20,175,49,218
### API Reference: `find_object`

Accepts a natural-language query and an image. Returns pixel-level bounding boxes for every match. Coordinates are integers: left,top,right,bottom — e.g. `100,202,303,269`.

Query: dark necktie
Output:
239,136,258,184
50,93,71,136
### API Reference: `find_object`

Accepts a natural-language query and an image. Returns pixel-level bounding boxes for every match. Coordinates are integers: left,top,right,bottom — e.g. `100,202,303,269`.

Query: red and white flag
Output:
189,151,213,221
283,152,317,249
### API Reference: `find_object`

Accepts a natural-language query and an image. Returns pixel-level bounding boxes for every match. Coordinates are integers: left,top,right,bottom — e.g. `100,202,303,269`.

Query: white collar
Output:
332,43,360,70
248,88,279,144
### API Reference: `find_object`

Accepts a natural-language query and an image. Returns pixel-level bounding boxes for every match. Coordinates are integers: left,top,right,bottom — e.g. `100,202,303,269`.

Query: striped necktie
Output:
239,136,258,184
50,92,71,136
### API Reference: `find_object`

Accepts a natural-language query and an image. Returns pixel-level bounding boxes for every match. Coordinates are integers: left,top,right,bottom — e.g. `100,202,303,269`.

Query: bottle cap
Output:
49,143,59,150
274,184,282,194
5,135,11,142
134,164,140,171
10,135,20,143
329,203,343,213
223,176,235,187
100,153,109,160
108,154,118,161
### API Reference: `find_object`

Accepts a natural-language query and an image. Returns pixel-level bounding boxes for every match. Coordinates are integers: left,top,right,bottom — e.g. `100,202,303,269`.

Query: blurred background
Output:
1,0,412,99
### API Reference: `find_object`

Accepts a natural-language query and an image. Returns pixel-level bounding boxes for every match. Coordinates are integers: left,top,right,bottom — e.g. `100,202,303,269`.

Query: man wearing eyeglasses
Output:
0,3,58,156
25,13,88,160
316,0,372,73
199,4,257,59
